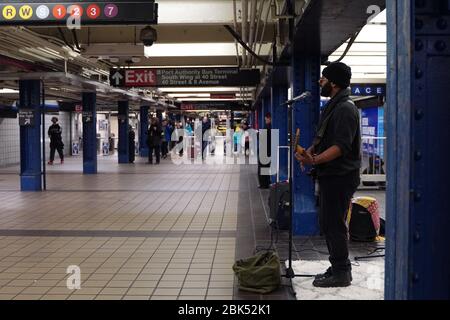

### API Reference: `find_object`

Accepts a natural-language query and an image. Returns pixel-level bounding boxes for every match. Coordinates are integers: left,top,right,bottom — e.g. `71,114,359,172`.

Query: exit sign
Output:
111,68,260,88
0,1,158,26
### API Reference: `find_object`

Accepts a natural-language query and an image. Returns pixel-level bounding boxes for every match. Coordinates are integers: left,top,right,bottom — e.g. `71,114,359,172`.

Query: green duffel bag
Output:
232,252,281,294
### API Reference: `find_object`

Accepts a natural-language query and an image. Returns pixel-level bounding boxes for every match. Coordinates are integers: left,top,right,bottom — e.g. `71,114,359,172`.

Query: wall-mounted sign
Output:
110,68,261,88
75,104,82,113
361,106,385,159
72,142,80,155
0,1,158,26
117,114,127,124
181,101,251,111
102,142,109,156
19,109,35,126
82,111,93,123
351,84,386,96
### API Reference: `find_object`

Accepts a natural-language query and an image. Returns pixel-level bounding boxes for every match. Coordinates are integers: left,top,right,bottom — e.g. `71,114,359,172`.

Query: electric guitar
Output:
294,128,307,172
294,128,306,156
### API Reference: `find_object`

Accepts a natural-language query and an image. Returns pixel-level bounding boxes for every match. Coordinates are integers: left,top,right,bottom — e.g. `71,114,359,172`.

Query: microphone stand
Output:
280,92,316,297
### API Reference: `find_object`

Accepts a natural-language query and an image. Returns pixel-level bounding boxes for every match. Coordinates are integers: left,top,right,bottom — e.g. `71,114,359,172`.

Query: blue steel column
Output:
261,97,268,131
258,100,264,130
139,106,149,157
290,52,320,236
386,0,450,300
82,92,97,174
271,85,289,182
118,101,129,164
19,80,42,191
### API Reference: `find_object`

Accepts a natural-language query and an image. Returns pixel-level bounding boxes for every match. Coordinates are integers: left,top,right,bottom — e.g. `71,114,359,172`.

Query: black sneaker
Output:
315,267,333,280
312,271,352,288
315,267,353,281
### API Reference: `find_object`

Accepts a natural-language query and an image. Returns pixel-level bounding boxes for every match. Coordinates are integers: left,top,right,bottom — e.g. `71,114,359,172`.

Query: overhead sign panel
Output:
181,101,251,111
110,68,261,88
351,84,386,96
0,1,158,26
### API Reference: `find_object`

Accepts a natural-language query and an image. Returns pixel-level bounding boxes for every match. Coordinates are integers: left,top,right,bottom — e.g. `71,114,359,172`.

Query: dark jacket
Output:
48,124,64,148
201,120,211,136
314,88,361,177
147,123,162,147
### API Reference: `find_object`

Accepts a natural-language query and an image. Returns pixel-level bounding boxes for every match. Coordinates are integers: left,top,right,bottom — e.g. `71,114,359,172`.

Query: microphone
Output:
282,91,312,106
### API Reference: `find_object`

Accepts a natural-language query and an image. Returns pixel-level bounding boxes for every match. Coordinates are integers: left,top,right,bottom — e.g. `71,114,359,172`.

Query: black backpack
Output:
348,197,381,242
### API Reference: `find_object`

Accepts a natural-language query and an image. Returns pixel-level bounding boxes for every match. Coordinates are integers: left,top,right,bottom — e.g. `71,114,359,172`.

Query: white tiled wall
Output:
0,118,20,167
0,112,72,167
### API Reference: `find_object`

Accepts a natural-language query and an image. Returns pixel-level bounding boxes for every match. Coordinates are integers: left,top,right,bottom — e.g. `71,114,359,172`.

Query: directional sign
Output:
110,68,261,88
0,1,158,26
111,71,124,86
82,111,93,123
19,109,35,126
181,101,251,111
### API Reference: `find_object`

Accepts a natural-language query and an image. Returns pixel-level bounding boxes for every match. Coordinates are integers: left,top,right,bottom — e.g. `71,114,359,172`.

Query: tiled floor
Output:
0,155,385,300
0,156,237,300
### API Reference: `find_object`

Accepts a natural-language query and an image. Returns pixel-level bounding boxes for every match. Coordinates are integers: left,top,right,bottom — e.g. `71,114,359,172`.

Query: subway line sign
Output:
0,1,158,26
110,68,261,88
351,84,386,96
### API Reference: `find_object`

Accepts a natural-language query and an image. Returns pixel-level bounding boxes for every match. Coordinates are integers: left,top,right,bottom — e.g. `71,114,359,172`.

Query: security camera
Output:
140,26,157,47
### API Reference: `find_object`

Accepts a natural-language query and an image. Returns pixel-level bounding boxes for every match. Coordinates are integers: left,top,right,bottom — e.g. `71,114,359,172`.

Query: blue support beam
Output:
290,52,320,236
19,80,42,191
386,0,450,300
82,92,97,174
261,98,269,130
118,101,129,164
271,85,289,183
139,106,149,157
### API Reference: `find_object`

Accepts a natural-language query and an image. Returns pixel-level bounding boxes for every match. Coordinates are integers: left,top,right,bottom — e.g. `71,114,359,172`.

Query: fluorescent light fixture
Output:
18,48,53,63
178,98,240,102
144,43,271,58
158,87,244,93
0,88,19,94
168,93,211,98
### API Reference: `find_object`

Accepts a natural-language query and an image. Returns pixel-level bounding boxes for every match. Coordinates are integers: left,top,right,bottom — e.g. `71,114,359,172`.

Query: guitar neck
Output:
294,128,300,147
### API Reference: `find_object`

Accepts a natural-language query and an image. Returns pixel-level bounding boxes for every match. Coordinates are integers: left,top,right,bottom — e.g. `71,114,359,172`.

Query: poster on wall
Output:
72,142,80,156
361,106,385,159
102,142,109,156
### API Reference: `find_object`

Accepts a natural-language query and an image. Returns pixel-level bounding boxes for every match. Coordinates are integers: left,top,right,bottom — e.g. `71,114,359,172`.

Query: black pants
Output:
129,147,135,163
50,144,64,162
161,141,168,157
148,146,161,164
318,170,360,274
202,141,208,159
